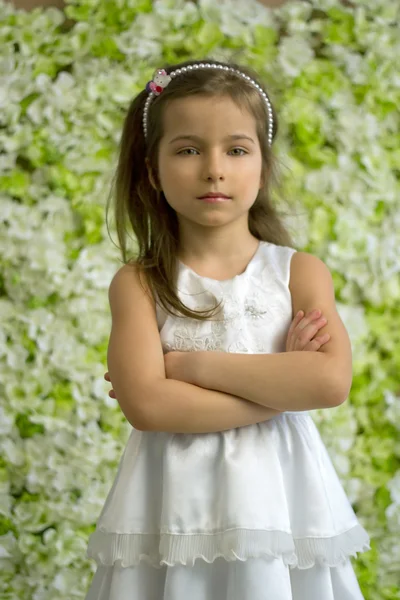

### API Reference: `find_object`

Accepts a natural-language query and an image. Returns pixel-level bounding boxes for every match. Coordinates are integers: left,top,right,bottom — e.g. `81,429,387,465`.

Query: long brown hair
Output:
106,58,298,321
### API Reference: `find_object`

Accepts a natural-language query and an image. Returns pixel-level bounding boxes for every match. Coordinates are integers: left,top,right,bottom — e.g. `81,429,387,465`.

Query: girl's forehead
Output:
163,95,257,132
166,94,242,113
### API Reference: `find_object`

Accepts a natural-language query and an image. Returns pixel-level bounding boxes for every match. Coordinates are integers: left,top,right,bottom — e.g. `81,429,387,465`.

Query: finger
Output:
296,316,327,344
296,326,325,349
295,319,328,351
290,311,304,330
287,311,304,344
304,334,330,352
287,310,322,352
104,372,110,381
290,312,318,349
316,334,330,344
109,390,116,399
303,339,321,351
297,310,323,331
286,310,304,352
307,317,327,336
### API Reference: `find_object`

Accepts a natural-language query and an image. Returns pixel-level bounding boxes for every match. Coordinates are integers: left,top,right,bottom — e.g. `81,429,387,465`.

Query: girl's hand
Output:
104,351,200,400
286,309,330,353
104,371,115,398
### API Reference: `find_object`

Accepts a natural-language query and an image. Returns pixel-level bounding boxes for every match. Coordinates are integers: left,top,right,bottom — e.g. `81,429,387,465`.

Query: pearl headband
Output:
143,63,274,146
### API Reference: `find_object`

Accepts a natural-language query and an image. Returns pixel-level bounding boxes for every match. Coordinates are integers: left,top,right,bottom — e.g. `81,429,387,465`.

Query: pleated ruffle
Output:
87,522,371,570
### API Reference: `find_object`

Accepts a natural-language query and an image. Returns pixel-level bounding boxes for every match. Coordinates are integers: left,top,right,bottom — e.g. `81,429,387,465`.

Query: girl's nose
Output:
203,156,225,181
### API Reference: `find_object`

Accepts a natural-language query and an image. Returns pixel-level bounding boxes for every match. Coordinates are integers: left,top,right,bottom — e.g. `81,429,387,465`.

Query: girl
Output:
85,59,370,599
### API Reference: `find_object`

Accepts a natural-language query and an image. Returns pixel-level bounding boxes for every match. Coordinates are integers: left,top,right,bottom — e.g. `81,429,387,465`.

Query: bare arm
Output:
191,350,339,412
139,378,283,434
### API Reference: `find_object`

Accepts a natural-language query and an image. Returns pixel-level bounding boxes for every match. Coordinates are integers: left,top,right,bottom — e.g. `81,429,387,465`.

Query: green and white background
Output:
0,0,399,598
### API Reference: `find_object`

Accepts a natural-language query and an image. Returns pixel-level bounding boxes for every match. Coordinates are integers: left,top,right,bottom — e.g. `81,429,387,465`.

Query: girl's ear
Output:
145,157,160,191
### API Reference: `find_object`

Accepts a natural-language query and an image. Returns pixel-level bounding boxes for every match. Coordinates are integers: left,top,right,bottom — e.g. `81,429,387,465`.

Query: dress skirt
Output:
85,555,365,600
85,412,370,599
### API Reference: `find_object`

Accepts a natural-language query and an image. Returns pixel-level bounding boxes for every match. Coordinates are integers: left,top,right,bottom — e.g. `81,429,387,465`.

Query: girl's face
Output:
156,94,263,233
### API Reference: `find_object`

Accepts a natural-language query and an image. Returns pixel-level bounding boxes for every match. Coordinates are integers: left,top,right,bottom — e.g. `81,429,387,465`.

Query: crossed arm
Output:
121,252,352,432
186,350,341,411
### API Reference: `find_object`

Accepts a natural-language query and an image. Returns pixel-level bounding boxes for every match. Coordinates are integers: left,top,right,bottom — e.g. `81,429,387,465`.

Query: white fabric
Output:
86,556,365,600
85,241,370,599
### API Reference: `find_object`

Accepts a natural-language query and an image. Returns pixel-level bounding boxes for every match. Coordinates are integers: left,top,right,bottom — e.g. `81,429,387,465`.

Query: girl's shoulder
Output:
111,261,155,306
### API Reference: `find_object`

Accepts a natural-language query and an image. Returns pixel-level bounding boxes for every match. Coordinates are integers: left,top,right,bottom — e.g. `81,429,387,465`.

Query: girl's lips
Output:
198,196,231,203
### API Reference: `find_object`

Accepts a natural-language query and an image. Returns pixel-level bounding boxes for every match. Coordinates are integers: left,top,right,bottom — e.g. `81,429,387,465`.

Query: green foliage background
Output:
0,0,399,598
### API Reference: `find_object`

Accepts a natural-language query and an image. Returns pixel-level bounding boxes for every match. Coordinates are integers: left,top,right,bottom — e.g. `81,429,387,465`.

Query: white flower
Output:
200,0,275,37
385,390,400,430
1,438,25,467
278,35,314,78
0,407,13,436
387,471,400,505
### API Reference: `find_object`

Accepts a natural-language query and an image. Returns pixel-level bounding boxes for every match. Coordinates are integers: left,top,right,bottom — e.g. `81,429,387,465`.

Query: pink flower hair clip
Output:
145,69,172,96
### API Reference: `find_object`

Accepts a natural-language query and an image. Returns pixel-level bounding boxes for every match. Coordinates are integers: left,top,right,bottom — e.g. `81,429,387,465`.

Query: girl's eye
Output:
229,148,247,156
178,148,199,155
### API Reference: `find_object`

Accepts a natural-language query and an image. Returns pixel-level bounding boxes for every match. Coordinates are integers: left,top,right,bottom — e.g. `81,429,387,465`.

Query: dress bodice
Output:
156,241,297,356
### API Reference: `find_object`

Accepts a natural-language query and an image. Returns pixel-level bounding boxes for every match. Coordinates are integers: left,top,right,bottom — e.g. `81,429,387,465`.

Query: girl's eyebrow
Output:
168,134,255,145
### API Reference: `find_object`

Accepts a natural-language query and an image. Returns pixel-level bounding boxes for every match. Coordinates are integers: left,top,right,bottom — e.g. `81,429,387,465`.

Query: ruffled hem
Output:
87,523,371,570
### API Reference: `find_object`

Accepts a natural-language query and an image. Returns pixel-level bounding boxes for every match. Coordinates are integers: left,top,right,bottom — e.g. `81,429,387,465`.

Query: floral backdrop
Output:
0,0,399,598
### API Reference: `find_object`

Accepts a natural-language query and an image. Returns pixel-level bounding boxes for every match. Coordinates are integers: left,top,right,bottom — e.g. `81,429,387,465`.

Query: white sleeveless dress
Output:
85,241,370,600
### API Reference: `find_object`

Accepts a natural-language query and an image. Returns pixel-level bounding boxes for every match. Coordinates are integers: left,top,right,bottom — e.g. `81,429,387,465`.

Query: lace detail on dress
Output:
163,274,285,355
178,284,272,324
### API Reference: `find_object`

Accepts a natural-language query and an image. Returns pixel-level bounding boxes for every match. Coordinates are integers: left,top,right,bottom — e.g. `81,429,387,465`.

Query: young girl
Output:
84,58,370,599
